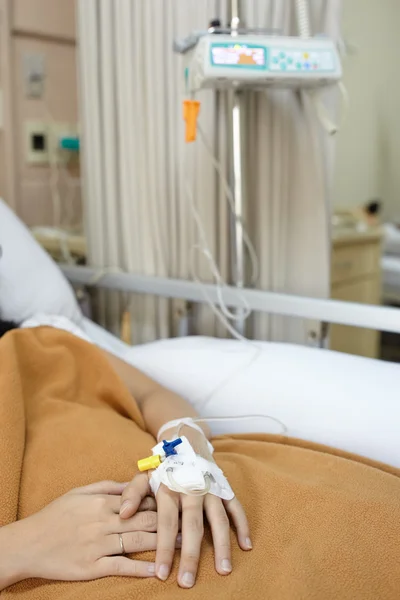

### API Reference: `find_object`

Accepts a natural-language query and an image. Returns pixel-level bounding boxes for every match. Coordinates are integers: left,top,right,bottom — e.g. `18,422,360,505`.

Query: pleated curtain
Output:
78,0,342,345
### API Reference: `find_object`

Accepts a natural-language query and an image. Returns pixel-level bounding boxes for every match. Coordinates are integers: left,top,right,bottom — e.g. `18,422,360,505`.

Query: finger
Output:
120,474,151,519
122,532,182,554
109,510,182,534
108,511,158,534
105,532,182,555
109,496,157,515
73,481,129,496
95,556,155,578
155,485,180,582
138,497,157,512
100,495,121,514
204,495,232,575
224,497,252,551
119,532,158,554
178,495,204,589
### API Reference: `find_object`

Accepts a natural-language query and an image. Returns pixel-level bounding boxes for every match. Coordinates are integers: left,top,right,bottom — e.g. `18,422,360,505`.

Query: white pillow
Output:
0,199,82,324
124,336,400,469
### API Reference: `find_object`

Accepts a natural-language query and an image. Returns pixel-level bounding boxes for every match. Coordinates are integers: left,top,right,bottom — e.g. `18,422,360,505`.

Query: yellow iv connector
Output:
137,455,162,472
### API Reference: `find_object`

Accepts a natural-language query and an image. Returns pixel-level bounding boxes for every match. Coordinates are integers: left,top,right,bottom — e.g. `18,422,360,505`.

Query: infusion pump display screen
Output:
210,43,267,69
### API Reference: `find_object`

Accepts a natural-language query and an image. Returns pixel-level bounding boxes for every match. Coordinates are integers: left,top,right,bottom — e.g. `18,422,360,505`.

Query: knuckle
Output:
183,551,201,564
160,515,179,533
131,532,146,551
158,546,175,560
130,561,138,576
161,485,180,503
141,511,157,530
186,516,204,535
214,512,230,528
94,496,108,513
111,558,124,576
103,480,114,487
217,542,231,553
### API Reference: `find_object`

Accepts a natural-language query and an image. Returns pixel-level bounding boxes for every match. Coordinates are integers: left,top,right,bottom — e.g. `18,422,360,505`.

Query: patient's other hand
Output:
13,481,161,584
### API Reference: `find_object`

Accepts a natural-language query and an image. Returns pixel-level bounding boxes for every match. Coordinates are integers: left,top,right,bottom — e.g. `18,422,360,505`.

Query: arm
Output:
1,350,203,591
103,351,211,454
0,522,28,590
107,351,252,590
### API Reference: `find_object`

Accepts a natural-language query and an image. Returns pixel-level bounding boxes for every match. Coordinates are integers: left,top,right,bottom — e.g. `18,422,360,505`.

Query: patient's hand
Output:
121,429,252,589
1,480,167,588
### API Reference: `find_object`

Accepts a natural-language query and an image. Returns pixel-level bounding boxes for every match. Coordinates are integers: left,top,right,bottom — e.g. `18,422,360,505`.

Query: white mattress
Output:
81,321,400,469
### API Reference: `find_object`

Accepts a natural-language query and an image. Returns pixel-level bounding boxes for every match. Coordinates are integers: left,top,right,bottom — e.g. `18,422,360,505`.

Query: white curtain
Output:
78,0,342,345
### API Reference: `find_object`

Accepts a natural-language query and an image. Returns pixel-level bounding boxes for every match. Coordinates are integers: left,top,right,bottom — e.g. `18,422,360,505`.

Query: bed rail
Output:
61,264,400,335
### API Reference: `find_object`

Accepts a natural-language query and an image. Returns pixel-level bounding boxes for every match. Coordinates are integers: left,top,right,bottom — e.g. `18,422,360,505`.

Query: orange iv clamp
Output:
183,100,200,143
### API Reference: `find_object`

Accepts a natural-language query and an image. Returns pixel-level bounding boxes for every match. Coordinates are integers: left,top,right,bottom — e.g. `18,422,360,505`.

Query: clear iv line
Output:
193,415,288,436
173,414,288,438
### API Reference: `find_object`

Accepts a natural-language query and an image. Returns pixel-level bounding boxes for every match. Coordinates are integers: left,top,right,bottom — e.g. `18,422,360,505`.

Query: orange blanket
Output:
1,328,400,599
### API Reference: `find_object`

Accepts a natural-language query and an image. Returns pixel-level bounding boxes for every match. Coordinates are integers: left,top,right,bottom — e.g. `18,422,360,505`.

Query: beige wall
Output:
333,0,400,220
0,0,80,226
13,0,76,41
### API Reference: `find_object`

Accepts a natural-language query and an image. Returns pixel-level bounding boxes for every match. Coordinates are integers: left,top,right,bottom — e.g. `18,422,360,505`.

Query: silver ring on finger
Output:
118,533,125,555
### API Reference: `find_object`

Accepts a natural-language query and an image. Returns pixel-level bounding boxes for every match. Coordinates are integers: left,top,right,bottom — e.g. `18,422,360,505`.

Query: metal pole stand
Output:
230,0,246,336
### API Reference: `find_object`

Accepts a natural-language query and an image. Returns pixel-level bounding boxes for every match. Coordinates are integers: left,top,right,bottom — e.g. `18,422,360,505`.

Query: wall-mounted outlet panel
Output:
49,122,74,163
23,53,45,98
25,120,49,164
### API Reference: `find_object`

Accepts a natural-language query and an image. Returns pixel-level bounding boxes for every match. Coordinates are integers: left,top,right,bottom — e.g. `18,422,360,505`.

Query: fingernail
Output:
246,537,253,549
148,564,156,575
181,572,195,588
120,500,133,516
158,564,170,581
221,559,232,573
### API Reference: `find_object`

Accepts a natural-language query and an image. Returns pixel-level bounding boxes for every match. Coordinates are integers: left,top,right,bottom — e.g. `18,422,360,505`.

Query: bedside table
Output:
330,228,383,358
32,230,87,263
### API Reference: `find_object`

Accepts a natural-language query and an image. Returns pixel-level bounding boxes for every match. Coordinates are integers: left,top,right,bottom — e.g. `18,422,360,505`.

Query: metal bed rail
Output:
61,265,400,335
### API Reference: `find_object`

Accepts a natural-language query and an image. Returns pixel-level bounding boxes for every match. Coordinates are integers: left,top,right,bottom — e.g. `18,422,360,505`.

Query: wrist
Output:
0,521,31,590
157,417,211,443
162,425,214,462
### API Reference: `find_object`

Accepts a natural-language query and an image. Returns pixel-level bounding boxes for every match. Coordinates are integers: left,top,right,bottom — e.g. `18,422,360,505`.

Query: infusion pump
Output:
182,34,342,92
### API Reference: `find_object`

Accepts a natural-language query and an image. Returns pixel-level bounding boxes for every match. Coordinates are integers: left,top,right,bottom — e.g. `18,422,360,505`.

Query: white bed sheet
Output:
82,319,400,469
83,317,131,357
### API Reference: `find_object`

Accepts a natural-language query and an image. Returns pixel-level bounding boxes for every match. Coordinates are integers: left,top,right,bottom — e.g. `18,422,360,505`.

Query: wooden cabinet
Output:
32,230,86,263
330,229,383,358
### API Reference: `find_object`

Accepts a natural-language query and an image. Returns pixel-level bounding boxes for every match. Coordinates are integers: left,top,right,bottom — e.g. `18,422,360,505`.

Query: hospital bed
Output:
1,198,400,470
72,267,400,470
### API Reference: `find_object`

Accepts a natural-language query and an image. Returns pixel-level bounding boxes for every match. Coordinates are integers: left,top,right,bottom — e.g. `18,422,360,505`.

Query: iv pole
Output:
229,0,246,335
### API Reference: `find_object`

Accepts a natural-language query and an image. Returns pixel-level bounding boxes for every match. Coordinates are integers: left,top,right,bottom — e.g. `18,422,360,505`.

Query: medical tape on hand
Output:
157,417,214,455
149,436,234,501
